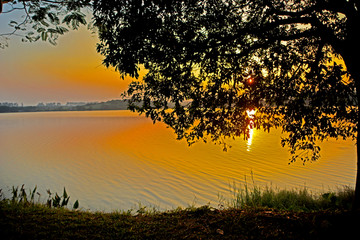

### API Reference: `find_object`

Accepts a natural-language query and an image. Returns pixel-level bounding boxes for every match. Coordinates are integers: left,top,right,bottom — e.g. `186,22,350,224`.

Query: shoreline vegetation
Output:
1,185,359,239
0,100,129,113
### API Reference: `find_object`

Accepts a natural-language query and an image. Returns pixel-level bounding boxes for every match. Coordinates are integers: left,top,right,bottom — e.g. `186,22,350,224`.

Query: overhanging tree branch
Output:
0,0,91,44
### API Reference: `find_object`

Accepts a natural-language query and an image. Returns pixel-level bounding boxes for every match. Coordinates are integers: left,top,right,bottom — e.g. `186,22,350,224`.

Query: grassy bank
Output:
1,186,359,239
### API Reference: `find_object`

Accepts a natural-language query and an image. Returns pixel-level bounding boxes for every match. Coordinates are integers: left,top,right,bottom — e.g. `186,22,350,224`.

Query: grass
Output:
1,185,359,239
223,181,355,211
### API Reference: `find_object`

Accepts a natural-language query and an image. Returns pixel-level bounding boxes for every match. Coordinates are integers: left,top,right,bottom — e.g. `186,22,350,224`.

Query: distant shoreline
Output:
0,100,129,113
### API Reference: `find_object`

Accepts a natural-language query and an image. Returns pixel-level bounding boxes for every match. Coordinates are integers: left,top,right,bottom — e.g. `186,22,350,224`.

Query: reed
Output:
1,185,79,210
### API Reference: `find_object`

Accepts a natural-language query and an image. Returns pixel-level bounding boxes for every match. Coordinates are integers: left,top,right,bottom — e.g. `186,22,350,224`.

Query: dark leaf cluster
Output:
93,0,359,163
1,0,92,45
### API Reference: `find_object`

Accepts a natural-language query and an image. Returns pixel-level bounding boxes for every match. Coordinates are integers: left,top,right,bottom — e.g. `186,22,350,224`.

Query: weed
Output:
4,185,79,210
225,181,355,211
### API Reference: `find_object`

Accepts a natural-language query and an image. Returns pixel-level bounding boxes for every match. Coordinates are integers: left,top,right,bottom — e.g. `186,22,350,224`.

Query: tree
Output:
2,0,360,209
0,0,91,47
92,0,360,208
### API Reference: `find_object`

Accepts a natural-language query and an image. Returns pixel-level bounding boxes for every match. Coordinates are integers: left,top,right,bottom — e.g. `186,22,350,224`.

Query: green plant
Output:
225,180,355,211
11,185,40,204
320,186,355,210
7,185,79,210
46,187,79,209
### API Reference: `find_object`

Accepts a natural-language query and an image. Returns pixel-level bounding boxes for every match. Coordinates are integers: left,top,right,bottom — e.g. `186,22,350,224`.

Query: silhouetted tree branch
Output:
0,0,91,46
92,0,360,209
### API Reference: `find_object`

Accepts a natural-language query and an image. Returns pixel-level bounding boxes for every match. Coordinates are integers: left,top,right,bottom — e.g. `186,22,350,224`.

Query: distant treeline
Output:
0,100,129,113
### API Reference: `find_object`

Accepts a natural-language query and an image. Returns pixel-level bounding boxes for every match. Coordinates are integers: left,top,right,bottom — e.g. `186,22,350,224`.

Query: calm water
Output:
0,110,356,211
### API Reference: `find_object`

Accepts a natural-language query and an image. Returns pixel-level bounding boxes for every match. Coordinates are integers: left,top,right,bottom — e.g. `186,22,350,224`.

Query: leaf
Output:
61,197,69,207
53,193,61,207
41,31,48,41
73,200,79,209
40,20,50,27
62,12,87,30
9,20,18,27
12,186,18,201
47,12,60,25
30,186,37,201
63,188,68,199
37,27,46,33
46,189,52,196
56,26,69,34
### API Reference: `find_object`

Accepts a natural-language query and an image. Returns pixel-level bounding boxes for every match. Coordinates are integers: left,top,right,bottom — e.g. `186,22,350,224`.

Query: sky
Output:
0,8,136,106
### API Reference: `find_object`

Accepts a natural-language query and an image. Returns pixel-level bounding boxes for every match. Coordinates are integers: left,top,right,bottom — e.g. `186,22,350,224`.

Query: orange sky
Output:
0,8,347,106
0,19,138,105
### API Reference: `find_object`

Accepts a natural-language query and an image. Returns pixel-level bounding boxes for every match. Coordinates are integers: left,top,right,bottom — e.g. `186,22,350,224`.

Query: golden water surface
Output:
0,111,356,211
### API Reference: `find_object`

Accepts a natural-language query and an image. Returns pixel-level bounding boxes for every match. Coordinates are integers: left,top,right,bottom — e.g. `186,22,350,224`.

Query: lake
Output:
0,110,356,212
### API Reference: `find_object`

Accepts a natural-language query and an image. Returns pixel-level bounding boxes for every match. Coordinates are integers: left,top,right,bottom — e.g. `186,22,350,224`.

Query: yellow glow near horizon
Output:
0,26,147,104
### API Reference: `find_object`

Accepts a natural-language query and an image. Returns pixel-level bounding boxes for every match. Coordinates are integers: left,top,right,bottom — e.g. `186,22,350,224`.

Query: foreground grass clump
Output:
5,185,79,210
225,183,355,211
1,185,359,239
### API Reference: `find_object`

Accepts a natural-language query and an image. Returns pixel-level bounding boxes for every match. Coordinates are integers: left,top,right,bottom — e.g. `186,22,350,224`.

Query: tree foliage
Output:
93,0,359,163
0,0,91,47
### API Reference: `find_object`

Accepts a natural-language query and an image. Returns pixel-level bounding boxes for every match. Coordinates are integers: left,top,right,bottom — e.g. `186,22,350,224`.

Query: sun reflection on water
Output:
246,128,255,151
246,109,257,151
